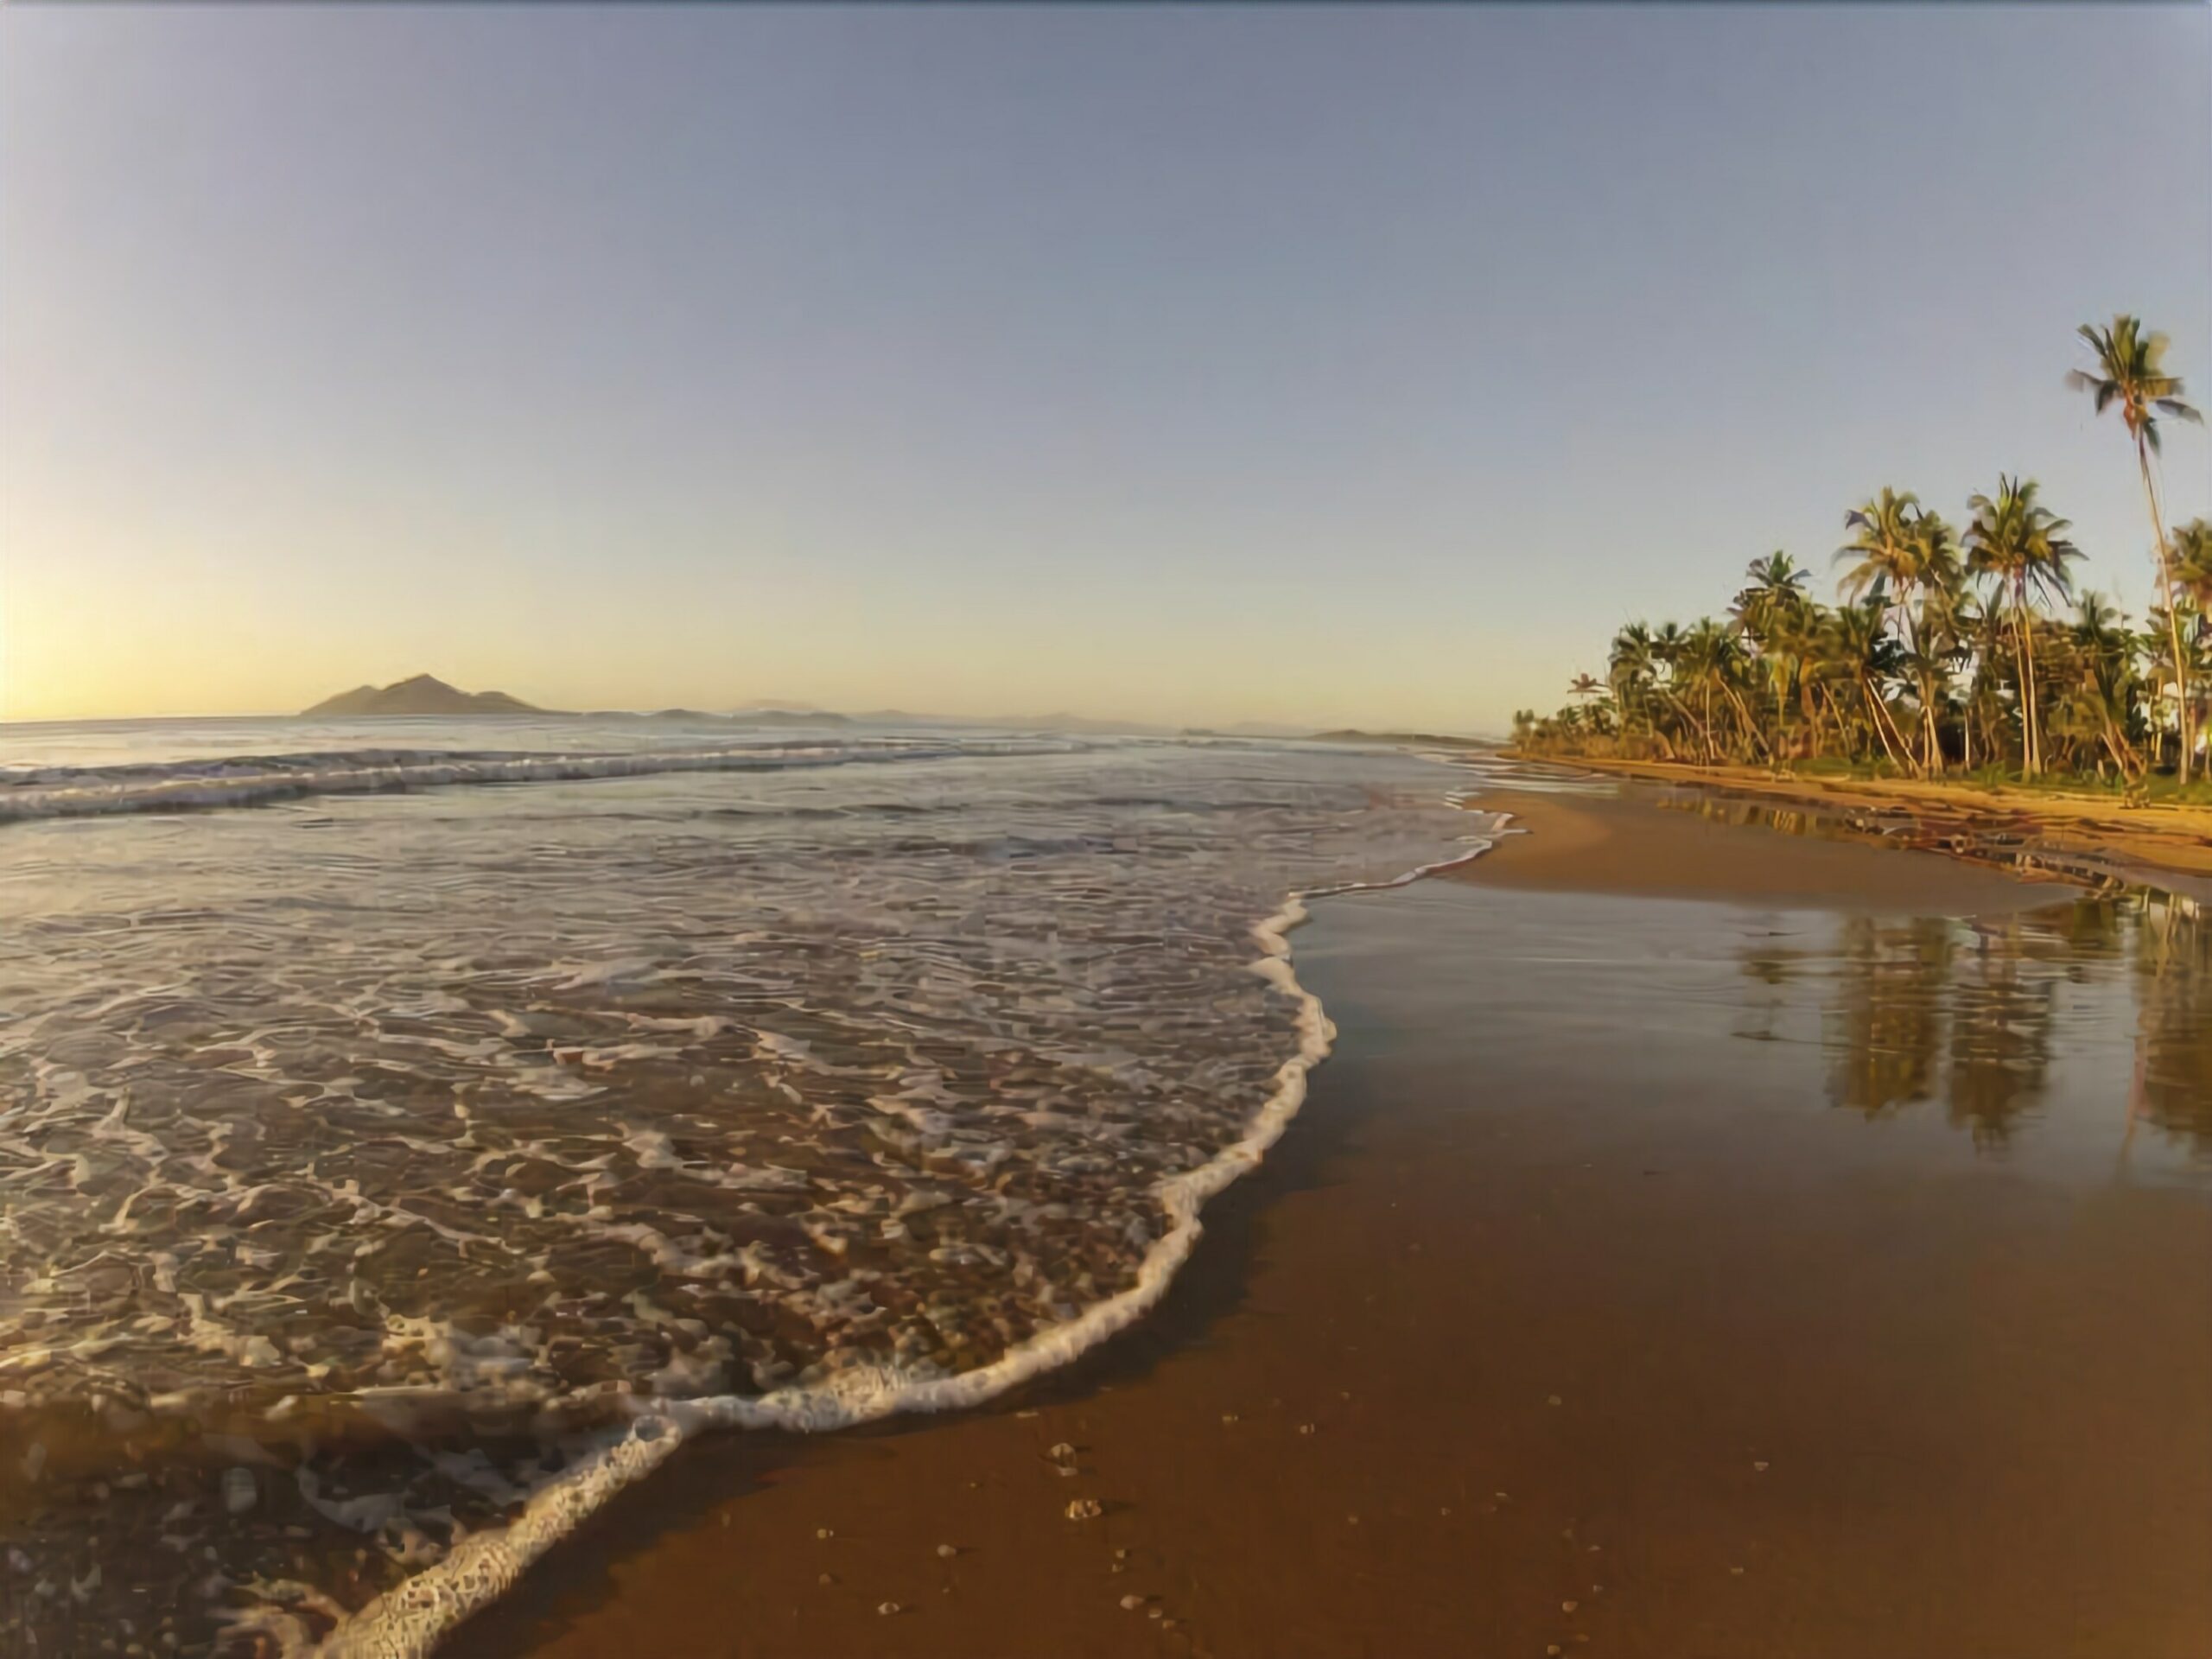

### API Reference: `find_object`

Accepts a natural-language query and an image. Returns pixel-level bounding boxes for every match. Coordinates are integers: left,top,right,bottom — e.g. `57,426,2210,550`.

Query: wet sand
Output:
466,780,2212,1659
1450,784,2073,911
1524,753,2212,887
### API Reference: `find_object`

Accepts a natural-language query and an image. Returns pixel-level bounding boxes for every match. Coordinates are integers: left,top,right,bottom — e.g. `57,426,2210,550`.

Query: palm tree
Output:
1821,597,1913,767
1839,491,1954,772
1732,552,1812,751
1964,475,2081,778
2070,316,2203,780
1607,623,1660,753
1838,490,1930,607
1958,588,2010,772
2170,518,2212,616
2069,593,2145,778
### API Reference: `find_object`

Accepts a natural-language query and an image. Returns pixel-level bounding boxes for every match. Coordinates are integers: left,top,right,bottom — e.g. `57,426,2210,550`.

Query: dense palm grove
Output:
1516,316,2210,788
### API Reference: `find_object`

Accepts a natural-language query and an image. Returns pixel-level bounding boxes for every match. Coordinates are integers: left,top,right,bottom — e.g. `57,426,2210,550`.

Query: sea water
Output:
0,719,1495,1654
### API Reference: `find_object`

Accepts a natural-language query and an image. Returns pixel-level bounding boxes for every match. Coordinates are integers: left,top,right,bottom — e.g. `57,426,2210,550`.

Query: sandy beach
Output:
1515,754,2212,892
457,771,2212,1659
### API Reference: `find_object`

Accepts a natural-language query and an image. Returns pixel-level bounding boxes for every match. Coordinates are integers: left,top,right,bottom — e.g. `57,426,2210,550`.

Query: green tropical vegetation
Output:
1515,316,2206,791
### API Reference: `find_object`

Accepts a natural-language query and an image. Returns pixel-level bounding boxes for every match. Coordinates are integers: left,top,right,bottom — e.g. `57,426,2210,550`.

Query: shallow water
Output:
0,722,1485,1654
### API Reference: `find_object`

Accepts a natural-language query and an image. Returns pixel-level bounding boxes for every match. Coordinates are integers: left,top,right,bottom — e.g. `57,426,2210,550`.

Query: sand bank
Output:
1450,784,2067,912
1525,753,2212,888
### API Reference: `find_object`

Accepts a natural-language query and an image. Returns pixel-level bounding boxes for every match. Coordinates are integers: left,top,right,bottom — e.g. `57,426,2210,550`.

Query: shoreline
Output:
1502,751,2212,893
313,809,1514,1657
460,765,2211,1659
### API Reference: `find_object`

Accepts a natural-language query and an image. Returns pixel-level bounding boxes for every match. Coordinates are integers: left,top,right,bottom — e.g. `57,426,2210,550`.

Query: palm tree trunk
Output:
2139,434,2191,785
1902,595,1942,774
1721,681,1767,762
2013,582,2040,778
1921,668,1944,773
1861,676,1906,768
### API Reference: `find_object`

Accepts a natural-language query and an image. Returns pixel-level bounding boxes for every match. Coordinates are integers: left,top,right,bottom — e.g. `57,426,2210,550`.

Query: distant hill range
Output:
723,706,851,727
296,678,1347,737
302,675,545,717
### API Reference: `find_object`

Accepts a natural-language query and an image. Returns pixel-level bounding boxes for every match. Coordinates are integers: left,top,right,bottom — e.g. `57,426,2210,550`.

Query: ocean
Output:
0,717,1495,1655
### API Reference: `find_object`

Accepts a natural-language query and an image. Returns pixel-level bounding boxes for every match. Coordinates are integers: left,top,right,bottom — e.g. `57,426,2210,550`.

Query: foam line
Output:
0,738,1079,824
309,809,1510,1659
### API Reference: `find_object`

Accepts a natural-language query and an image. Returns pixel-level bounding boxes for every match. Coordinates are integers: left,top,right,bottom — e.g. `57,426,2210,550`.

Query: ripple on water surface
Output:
0,733,1491,1654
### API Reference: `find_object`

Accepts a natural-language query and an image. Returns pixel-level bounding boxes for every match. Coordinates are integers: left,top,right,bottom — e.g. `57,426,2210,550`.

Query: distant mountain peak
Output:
301,676,544,717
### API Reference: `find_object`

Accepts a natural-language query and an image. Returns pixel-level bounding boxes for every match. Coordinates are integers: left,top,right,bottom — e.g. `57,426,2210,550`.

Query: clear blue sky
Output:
4,4,2207,730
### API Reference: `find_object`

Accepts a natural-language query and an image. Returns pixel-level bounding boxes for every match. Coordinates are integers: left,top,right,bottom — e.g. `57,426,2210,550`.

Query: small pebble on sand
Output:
1066,1498,1103,1522
1297,1423,1316,1436
1561,1600,1578,1613
1049,1442,1076,1460
1121,1595,1146,1611
877,1601,900,1617
937,1544,957,1559
815,1528,834,1541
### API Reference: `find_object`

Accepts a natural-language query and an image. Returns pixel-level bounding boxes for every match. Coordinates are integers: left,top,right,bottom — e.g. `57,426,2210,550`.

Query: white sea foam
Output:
309,817,1506,1659
0,729,1503,1653
0,736,1076,823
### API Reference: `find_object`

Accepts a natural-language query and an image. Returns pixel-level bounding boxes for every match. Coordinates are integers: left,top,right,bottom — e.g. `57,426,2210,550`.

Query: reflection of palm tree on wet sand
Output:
2130,893,2212,1160
1724,854,2211,1158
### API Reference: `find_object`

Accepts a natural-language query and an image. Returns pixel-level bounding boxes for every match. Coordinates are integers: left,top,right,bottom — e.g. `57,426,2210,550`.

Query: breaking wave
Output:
0,735,1078,823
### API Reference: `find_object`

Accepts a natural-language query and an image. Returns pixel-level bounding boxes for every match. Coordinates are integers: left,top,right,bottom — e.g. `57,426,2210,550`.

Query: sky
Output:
3,5,2209,734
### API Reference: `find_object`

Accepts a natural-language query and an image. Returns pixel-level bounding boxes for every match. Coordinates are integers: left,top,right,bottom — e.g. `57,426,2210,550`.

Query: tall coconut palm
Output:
1942,580,2007,772
1732,552,1812,748
1838,490,1951,771
2070,316,2203,780
2069,593,2145,778
1965,475,2082,778
1821,597,1912,767
1838,490,1930,602
1607,623,1660,752
1675,619,1764,762
1942,579,2000,772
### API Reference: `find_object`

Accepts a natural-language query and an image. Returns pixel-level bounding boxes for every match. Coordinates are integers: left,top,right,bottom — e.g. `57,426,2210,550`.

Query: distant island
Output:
302,674,545,717
293,680,1319,734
